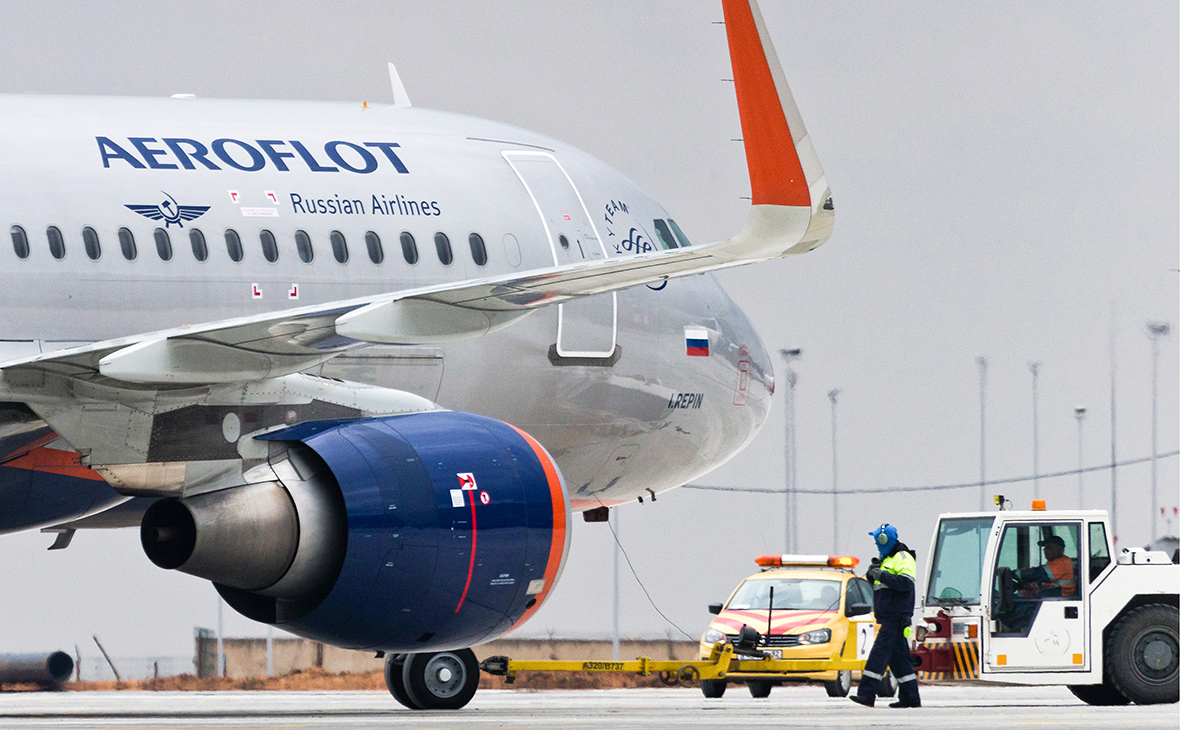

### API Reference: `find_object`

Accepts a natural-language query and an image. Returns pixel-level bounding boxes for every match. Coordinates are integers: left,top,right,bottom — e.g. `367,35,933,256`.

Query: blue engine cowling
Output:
221,411,570,652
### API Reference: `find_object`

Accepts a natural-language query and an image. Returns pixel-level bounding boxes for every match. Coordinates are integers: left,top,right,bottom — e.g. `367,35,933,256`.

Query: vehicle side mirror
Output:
846,601,872,617
708,603,723,615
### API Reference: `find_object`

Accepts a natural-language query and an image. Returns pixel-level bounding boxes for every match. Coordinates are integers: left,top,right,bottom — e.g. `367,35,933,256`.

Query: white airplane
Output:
0,0,831,709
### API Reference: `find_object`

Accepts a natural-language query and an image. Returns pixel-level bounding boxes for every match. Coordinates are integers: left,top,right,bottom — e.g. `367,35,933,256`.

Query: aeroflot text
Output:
96,137,409,174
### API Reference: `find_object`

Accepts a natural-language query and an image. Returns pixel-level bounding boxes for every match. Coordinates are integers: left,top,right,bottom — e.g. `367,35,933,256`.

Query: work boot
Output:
849,695,874,708
889,700,921,708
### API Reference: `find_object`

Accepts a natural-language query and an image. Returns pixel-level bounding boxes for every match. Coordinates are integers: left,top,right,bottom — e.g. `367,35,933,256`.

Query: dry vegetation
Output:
3,667,679,692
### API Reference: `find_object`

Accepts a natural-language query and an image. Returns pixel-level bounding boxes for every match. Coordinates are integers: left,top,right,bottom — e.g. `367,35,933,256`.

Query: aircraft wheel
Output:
700,679,726,698
824,670,852,697
1067,681,1130,706
401,649,480,710
876,669,898,698
1107,603,1179,705
384,654,419,709
747,680,773,698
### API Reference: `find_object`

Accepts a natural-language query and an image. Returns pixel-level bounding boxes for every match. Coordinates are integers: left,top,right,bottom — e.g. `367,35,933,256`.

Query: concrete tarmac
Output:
0,684,1175,729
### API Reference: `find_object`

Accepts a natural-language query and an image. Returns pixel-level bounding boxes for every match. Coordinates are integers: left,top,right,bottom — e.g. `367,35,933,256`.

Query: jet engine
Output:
141,411,570,652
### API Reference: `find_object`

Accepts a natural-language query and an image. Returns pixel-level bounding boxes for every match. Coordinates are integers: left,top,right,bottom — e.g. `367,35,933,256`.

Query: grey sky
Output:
0,2,1175,659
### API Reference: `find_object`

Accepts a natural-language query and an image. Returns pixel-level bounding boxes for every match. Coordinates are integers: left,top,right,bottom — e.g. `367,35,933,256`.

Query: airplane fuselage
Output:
0,95,773,529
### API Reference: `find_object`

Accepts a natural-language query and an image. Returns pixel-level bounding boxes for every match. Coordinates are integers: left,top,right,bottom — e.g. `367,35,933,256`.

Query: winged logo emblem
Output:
126,192,210,228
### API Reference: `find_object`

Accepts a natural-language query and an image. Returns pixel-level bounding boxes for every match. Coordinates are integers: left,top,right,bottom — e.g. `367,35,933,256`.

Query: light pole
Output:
779,348,801,552
1109,317,1118,544
977,356,987,510
1074,406,1086,509
1147,322,1170,543
1029,362,1042,500
828,388,840,553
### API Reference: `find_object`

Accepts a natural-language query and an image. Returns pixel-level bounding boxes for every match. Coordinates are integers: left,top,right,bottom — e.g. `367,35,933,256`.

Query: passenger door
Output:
502,151,616,358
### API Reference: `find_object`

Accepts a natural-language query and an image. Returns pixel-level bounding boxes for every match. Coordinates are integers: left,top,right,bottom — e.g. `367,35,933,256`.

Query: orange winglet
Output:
723,0,810,208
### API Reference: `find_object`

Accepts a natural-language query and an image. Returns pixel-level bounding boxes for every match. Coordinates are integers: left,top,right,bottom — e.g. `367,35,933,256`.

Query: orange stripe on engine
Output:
507,425,567,631
722,0,810,207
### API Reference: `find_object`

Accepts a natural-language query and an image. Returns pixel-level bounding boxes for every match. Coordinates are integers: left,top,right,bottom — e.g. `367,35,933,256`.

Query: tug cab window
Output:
82,227,101,260
11,225,29,259
119,228,137,260
652,219,678,250
1088,522,1111,581
992,522,1080,635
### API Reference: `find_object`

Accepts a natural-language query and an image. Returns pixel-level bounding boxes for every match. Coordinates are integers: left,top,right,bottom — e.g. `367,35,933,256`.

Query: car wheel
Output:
748,680,772,698
1067,681,1131,706
700,679,726,698
1106,603,1179,705
402,649,480,710
825,670,852,697
876,669,898,698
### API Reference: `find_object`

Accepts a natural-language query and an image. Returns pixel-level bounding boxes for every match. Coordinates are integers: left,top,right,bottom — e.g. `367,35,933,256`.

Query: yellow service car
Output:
698,554,899,699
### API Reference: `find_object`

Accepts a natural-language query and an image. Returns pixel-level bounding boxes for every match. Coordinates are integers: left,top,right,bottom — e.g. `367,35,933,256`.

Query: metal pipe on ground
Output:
0,652,74,685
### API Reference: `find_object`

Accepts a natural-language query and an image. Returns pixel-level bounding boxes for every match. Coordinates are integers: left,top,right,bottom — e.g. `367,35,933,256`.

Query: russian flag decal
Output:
685,326,710,357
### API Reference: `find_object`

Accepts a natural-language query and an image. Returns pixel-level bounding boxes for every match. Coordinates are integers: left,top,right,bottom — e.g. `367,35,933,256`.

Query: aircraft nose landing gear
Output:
384,649,480,710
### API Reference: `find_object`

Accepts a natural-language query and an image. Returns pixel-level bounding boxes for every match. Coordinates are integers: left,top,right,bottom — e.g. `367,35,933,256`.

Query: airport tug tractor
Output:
696,555,887,699
912,499,1179,705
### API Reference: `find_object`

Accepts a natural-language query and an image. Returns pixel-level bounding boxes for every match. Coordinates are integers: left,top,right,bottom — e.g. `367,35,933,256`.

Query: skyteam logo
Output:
126,193,210,228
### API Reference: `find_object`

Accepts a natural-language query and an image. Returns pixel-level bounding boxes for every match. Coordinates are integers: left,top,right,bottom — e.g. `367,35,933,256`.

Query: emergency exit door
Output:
503,151,617,358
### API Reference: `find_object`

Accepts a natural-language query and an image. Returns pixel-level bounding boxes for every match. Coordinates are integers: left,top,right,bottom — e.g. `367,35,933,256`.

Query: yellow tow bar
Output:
478,643,866,688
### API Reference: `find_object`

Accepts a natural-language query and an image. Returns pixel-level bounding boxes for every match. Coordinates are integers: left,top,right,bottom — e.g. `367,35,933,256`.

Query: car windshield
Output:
727,578,842,611
926,516,994,605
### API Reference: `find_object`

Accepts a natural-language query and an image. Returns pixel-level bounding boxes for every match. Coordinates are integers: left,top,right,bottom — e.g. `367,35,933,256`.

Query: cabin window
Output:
365,231,384,264
46,226,65,260
558,234,570,250
468,233,487,267
82,227,101,260
668,219,692,247
225,229,243,262
10,225,29,259
190,229,208,262
400,231,418,265
118,227,137,260
260,229,278,263
652,219,678,250
295,230,314,263
154,228,173,261
434,232,453,266
330,230,349,264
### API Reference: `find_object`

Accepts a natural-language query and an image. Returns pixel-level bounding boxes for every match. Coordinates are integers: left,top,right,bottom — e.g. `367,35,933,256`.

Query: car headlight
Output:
797,629,832,645
703,629,726,644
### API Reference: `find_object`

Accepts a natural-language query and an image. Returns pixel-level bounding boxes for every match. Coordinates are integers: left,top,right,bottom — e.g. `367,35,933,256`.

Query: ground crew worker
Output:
1018,535,1075,598
850,523,921,709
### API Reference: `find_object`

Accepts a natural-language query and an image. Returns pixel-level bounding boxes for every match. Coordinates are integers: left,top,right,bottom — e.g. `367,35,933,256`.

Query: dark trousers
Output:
855,617,920,705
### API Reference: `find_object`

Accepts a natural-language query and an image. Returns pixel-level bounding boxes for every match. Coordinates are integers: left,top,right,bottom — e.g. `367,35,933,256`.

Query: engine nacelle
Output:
141,411,570,652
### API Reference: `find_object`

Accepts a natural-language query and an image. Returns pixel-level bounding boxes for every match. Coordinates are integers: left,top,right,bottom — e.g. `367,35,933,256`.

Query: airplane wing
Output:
1,0,831,390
